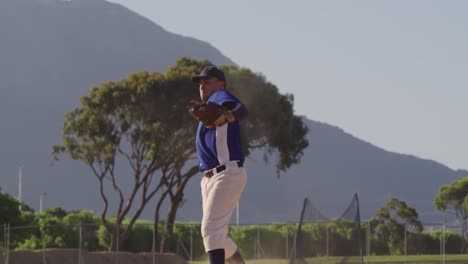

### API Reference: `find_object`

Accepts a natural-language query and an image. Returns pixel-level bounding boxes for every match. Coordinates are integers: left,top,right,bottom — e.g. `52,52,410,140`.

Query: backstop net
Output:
289,193,363,264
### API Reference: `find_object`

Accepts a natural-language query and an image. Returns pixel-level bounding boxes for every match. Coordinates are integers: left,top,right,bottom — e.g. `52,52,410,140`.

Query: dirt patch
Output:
0,248,187,264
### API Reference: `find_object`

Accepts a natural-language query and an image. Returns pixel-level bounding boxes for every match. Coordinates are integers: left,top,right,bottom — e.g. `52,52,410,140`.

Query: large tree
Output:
434,176,468,253
157,58,309,251
53,68,197,250
54,57,309,252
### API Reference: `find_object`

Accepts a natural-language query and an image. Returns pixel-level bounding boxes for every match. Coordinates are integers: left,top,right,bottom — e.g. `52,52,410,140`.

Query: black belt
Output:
204,161,243,178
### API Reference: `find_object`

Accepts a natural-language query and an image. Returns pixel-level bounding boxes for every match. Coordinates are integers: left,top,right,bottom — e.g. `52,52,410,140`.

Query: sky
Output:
108,0,468,171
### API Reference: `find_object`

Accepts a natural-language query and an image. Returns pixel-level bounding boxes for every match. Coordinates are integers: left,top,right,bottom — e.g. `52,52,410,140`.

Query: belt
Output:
204,161,243,178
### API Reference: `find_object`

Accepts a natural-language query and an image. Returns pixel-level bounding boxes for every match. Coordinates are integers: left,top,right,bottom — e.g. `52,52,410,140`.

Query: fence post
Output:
115,224,120,264
5,224,9,264
366,222,370,264
256,227,260,259
41,224,47,264
190,225,193,262
404,227,407,264
3,224,6,264
326,224,329,258
78,223,82,264
152,222,156,264
254,227,257,259
442,213,446,264
439,224,443,264
116,224,119,252
285,224,288,259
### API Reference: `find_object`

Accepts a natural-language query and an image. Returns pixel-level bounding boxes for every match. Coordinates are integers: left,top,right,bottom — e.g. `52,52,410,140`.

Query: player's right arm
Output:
222,101,248,123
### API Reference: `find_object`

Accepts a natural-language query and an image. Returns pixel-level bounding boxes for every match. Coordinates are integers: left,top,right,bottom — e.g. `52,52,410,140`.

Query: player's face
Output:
199,77,223,101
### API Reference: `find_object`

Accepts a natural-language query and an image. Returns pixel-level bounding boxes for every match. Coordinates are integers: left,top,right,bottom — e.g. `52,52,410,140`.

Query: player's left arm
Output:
222,101,248,123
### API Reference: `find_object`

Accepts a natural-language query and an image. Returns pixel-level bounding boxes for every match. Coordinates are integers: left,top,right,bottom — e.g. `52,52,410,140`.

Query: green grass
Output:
364,254,468,263
189,254,468,264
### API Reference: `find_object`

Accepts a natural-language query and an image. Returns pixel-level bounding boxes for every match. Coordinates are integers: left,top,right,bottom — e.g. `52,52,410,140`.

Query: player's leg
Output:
208,249,225,264
223,231,246,263
203,176,228,263
222,167,247,263
201,177,226,263
201,167,247,263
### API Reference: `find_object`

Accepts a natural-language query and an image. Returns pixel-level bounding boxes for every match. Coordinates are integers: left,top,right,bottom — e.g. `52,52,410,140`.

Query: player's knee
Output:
201,223,226,244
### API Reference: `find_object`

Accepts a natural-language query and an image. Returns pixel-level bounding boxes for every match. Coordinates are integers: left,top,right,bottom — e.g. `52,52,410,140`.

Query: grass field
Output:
189,254,468,264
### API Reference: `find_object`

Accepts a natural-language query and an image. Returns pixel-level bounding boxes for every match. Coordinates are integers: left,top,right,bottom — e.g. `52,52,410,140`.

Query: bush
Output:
123,221,154,252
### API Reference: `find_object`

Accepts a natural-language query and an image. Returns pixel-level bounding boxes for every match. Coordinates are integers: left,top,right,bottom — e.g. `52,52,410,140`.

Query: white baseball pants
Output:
200,164,247,259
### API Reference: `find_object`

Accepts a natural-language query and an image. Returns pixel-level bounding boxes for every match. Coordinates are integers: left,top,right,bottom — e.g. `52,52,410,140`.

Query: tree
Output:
62,210,101,250
220,64,308,172
434,176,468,253
370,197,422,254
45,207,68,219
386,198,423,232
54,57,309,252
0,188,22,225
53,68,197,250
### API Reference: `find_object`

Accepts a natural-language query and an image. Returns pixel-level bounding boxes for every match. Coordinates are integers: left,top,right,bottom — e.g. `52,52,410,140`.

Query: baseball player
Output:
189,66,248,264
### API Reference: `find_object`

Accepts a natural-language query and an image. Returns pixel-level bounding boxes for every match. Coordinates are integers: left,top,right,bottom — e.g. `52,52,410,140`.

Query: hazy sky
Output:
108,0,467,171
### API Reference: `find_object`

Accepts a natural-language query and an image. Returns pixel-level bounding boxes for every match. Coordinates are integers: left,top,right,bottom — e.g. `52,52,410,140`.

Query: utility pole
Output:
18,165,22,211
40,192,47,212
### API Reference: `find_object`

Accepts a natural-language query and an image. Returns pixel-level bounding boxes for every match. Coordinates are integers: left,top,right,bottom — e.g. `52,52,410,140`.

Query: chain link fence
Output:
0,222,467,263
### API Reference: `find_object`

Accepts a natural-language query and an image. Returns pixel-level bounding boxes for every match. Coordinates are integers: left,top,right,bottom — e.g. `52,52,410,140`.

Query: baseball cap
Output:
191,65,226,84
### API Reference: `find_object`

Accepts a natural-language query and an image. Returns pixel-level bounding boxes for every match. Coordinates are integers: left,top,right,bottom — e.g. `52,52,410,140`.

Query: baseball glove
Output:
188,101,228,128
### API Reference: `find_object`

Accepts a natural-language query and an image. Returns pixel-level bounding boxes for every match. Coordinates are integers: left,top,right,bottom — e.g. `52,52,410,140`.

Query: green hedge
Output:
3,211,464,259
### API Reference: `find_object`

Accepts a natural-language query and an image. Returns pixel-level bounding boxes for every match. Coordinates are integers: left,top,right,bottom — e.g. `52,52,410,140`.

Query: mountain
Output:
176,119,467,224
241,119,467,223
0,0,465,225
0,0,232,214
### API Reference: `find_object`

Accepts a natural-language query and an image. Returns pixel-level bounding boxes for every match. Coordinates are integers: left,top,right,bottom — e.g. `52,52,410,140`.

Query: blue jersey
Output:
196,90,245,171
